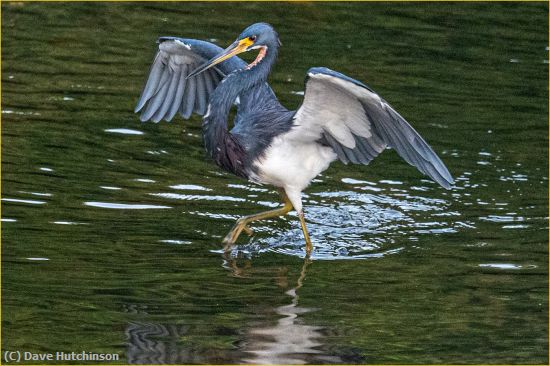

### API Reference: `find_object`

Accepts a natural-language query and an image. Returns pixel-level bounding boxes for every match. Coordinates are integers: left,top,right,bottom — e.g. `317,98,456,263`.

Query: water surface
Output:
2,2,548,364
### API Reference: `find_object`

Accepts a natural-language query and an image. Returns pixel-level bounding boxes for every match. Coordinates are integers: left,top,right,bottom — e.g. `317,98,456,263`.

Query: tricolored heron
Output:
135,23,454,254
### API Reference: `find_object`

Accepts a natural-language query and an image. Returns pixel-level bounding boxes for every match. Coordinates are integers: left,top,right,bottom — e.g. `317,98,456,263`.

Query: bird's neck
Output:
210,46,277,116
202,46,277,155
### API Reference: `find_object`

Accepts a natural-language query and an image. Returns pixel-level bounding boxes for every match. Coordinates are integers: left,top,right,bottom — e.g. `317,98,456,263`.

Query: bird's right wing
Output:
292,67,454,189
135,37,248,123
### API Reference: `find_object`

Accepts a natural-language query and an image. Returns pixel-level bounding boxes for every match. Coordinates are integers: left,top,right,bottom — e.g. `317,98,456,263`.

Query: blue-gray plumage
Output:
135,23,454,253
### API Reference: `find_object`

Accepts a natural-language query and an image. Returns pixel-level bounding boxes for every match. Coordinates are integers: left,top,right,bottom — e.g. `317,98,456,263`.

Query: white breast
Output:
252,129,337,193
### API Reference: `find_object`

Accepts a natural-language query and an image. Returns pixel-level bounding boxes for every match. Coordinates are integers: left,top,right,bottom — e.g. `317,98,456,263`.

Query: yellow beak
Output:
187,38,253,78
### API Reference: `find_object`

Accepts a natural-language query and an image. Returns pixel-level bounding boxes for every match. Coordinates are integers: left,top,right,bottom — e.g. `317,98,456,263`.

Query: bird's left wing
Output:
293,67,454,189
135,37,248,123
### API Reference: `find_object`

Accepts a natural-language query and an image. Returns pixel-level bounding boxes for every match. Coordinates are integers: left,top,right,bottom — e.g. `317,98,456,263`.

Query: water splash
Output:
220,186,457,260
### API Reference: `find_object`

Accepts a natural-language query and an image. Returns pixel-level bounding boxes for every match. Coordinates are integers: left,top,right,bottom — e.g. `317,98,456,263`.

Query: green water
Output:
2,1,548,364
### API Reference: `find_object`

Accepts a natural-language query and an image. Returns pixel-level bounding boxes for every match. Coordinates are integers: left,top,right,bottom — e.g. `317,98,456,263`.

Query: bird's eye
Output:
249,35,257,42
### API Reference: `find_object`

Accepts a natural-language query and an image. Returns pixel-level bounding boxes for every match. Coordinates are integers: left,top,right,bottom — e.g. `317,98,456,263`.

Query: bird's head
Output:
188,22,280,78
237,22,281,50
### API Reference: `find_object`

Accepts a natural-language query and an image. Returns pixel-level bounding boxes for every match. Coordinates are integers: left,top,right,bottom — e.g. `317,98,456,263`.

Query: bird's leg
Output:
298,211,313,255
223,189,293,251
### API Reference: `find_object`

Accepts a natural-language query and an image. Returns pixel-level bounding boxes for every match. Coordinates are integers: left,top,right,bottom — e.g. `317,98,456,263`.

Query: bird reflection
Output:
225,254,341,364
125,255,339,364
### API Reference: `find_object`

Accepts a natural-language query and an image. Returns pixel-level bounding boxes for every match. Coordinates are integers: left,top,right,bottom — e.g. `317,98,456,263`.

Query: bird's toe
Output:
243,225,254,236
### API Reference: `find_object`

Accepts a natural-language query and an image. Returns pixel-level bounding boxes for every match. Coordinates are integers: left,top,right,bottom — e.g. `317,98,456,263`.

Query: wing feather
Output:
343,145,361,164
136,37,248,122
293,67,454,189
354,136,378,162
323,133,350,164
152,66,180,122
204,70,215,96
166,65,187,121
140,72,171,122
194,72,207,115
182,76,196,119
135,53,164,112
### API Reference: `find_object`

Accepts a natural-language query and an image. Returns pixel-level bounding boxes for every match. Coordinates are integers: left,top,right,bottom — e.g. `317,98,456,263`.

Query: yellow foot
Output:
243,225,254,236
222,218,251,250
222,189,294,252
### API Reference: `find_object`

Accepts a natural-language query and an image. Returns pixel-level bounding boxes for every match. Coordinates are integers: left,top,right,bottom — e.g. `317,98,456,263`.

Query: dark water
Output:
2,2,548,364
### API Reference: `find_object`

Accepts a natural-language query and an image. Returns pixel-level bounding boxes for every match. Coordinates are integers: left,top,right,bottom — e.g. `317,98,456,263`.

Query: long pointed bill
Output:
187,38,253,79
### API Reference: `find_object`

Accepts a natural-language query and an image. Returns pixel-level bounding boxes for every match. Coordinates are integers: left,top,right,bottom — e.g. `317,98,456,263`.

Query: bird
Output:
135,22,454,254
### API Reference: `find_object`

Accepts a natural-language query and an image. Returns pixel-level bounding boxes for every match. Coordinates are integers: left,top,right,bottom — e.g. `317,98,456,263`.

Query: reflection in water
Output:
227,256,342,364
4,3,547,363
126,323,190,364
244,301,327,364
125,257,340,364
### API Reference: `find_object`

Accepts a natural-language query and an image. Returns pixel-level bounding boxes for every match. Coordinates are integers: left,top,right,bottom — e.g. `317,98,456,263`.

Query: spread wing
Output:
135,37,248,123
293,67,454,189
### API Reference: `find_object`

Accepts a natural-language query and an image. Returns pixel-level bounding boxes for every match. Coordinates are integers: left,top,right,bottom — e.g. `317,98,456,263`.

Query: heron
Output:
135,23,454,254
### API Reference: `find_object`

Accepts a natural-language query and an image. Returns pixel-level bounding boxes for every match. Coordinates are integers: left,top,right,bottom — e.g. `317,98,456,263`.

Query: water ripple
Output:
170,184,212,191
100,186,122,190
84,202,171,209
19,191,53,197
134,178,156,183
480,215,524,223
221,189,456,260
159,239,192,245
104,128,144,135
150,193,246,202
2,198,47,205
479,263,537,270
